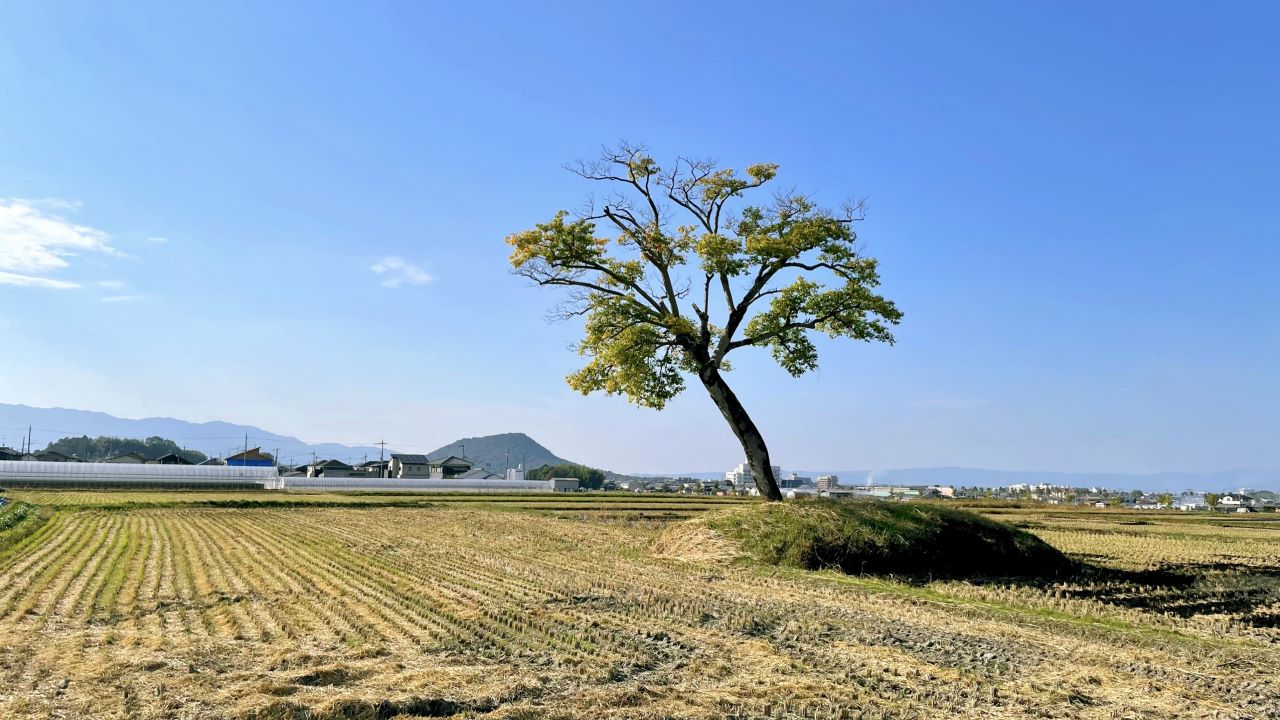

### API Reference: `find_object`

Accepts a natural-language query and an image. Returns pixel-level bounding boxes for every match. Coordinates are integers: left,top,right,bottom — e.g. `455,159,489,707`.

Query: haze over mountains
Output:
671,467,1280,494
1,404,1275,491
0,404,566,471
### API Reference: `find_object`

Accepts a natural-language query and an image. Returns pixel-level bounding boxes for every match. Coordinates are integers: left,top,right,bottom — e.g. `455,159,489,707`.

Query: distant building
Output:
1133,494,1166,510
1216,494,1256,512
548,477,579,492
306,459,359,478
780,472,810,489
197,458,226,466
816,475,840,491
0,447,21,462
388,454,487,479
453,467,503,480
105,452,148,464
1176,492,1207,511
506,464,525,482
23,450,79,463
428,455,477,478
354,459,388,477
725,461,781,490
153,453,194,466
389,454,431,478
785,487,819,499
226,448,274,467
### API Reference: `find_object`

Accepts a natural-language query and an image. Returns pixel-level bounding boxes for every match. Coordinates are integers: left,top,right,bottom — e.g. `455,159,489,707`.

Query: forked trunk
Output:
699,367,783,501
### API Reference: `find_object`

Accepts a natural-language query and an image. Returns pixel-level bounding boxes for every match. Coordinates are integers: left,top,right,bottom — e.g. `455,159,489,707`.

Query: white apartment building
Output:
725,460,782,489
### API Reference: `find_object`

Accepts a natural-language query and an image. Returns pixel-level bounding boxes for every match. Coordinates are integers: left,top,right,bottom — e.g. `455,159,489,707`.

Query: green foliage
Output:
525,463,607,490
508,144,904,500
507,144,902,411
43,436,208,464
0,502,51,558
690,500,1072,578
564,297,687,409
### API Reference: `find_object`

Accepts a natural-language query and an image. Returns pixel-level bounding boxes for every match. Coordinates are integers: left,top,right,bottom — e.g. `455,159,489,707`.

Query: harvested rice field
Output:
0,493,1277,719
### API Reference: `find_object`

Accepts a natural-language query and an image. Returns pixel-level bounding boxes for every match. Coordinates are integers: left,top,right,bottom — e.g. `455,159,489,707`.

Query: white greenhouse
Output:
282,476,555,492
0,461,281,490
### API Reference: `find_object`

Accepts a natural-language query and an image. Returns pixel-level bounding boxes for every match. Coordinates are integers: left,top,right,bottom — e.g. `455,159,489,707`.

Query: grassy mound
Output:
654,500,1072,579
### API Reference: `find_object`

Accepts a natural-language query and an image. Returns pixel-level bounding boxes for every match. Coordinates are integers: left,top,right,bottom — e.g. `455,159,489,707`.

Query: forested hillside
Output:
42,436,208,464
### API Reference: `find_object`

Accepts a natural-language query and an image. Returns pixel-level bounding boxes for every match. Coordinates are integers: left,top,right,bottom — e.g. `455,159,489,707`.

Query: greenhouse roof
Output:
0,460,278,484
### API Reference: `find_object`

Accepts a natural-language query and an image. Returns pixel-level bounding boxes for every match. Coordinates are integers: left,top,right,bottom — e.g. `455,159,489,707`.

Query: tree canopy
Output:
525,463,607,490
43,436,208,464
508,143,902,499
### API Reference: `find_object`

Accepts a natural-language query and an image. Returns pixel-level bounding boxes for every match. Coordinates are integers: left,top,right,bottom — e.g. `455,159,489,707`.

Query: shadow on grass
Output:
659,500,1280,625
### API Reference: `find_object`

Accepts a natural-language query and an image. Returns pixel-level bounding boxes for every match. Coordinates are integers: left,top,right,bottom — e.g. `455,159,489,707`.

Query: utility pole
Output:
27,425,32,455
378,440,386,479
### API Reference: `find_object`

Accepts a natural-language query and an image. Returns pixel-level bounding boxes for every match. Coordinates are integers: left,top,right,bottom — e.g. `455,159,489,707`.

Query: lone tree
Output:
507,144,902,500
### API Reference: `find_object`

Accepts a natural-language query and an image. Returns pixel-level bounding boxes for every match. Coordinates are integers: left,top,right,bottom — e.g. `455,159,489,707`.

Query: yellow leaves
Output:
508,150,902,409
662,315,699,338
694,233,745,275
505,211,607,269
626,154,660,180
743,214,852,261
745,163,779,182
568,321,685,410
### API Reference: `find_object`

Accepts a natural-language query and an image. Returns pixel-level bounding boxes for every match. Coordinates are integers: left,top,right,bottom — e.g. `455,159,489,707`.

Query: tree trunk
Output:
698,367,783,501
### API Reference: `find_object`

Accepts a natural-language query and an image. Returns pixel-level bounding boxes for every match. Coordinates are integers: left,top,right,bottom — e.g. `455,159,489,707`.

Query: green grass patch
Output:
656,499,1072,579
0,502,53,558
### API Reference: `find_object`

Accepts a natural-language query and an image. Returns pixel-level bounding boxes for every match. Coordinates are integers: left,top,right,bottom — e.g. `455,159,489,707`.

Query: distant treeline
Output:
44,436,208,464
525,463,606,489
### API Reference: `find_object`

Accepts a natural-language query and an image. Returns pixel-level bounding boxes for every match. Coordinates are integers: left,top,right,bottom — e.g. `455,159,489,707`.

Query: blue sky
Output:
1,1,1276,474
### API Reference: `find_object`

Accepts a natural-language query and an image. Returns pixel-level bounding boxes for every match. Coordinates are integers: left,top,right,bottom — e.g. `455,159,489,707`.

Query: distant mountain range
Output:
668,466,1280,493
0,404,565,472
0,403,388,466
3,404,1274,491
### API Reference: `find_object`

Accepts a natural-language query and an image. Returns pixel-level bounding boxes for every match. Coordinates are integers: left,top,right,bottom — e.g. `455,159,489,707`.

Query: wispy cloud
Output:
0,271,79,289
101,294,144,303
145,236,170,244
0,198,122,289
371,256,433,288
95,279,127,290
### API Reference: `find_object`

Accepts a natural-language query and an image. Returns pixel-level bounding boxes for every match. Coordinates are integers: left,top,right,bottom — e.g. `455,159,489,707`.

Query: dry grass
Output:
0,495,1276,719
651,520,743,563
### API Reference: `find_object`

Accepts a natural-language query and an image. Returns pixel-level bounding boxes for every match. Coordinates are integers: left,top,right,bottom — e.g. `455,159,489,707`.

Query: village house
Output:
226,448,275,467
548,477,579,492
306,459,362,478
22,450,79,463
387,454,497,480
388,454,432,478
1215,493,1256,512
105,452,148,464
1133,494,1167,510
1176,492,1208,511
